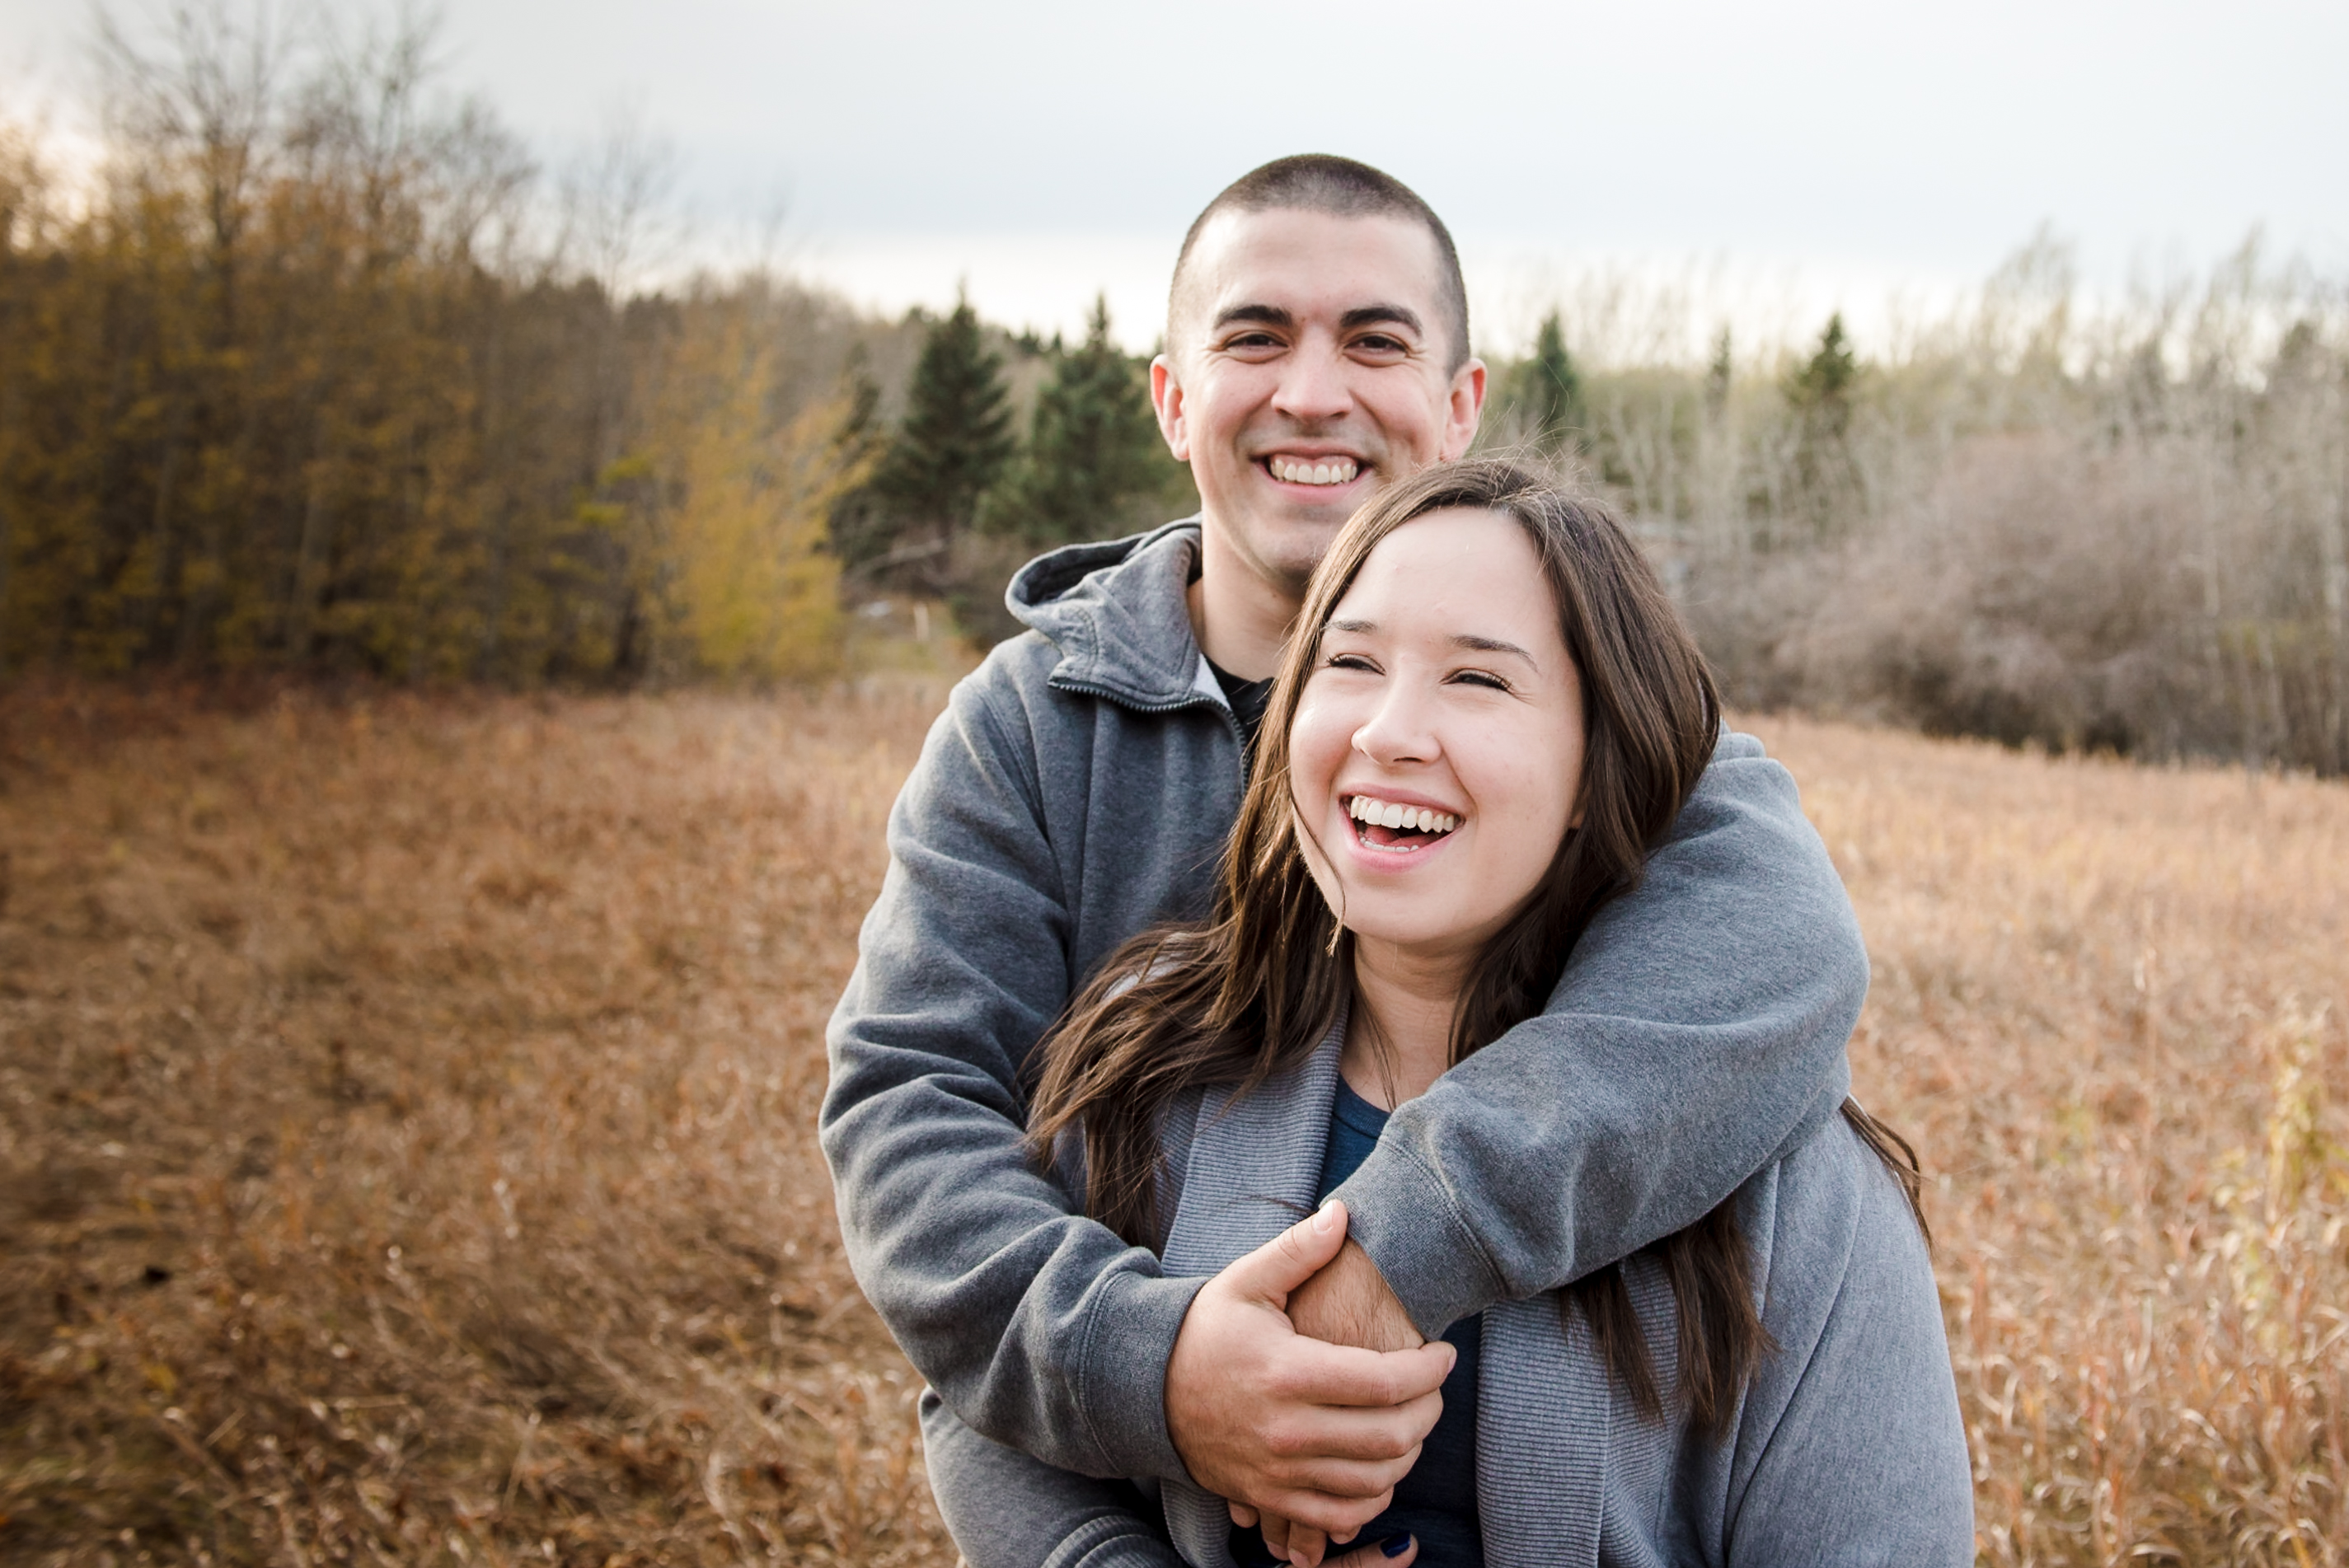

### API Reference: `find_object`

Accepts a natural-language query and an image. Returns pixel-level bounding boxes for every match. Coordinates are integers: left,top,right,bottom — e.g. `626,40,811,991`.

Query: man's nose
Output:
1270,335,1353,425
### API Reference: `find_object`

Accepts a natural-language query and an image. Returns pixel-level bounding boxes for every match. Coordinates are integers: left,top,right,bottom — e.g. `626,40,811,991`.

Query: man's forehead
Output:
1173,207,1448,335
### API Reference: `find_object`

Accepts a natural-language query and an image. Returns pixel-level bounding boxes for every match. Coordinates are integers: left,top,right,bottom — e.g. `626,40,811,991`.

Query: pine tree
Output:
989,294,1169,545
823,346,896,573
870,292,1015,562
1786,313,1861,536
1705,328,1733,416
1788,312,1856,439
1517,311,1586,453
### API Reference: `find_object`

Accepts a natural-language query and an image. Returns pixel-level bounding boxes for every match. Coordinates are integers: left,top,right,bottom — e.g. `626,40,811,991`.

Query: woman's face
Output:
1288,507,1587,966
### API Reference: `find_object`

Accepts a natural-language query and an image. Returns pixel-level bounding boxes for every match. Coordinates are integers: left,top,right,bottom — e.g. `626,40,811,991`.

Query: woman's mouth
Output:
1346,793,1459,852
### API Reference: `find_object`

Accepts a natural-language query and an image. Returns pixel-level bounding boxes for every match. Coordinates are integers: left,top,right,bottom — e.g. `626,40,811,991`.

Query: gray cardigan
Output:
921,1018,1975,1567
823,522,1870,1486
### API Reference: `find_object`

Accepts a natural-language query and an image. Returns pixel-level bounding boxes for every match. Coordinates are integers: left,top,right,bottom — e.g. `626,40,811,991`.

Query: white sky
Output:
6,0,2345,357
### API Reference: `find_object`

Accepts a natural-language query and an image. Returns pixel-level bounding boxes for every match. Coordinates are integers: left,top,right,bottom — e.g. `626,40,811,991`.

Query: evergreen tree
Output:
988,294,1169,545
1786,313,1861,535
1788,313,1856,438
823,346,896,573
1705,328,1733,416
1517,311,1586,453
870,292,1015,559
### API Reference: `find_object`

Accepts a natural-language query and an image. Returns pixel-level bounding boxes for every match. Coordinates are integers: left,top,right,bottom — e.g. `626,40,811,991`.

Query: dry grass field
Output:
1,683,2343,1566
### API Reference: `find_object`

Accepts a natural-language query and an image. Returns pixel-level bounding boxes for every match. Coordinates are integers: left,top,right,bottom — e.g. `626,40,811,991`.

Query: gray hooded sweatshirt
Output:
819,521,1867,1486
919,1013,1973,1568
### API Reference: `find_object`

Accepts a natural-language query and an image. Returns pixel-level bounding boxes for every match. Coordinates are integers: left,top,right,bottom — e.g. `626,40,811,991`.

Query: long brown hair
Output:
1029,458,1914,1435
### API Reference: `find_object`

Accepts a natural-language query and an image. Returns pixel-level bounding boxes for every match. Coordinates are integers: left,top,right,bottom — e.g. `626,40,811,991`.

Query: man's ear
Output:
1151,355,1190,463
1440,358,1488,462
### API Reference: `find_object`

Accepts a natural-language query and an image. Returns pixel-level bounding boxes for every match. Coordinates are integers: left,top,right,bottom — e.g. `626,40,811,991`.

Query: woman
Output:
920,460,1973,1568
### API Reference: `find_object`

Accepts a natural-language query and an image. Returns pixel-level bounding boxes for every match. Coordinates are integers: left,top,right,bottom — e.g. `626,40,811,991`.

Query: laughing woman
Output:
920,460,1973,1568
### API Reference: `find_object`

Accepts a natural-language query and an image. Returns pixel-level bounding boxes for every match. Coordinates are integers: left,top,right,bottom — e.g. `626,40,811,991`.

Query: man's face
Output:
1151,208,1485,604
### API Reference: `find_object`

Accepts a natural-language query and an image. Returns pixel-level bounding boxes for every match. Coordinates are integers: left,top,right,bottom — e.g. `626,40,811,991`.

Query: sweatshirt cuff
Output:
1329,1143,1504,1340
1078,1269,1209,1484
1043,1514,1188,1568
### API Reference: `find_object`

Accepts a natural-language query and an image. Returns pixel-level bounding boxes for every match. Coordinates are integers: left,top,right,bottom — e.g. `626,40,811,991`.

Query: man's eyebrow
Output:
1212,303,1296,334
1340,304,1424,338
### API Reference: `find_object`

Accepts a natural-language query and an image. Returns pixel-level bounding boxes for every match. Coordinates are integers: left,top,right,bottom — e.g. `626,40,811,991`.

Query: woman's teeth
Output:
1347,795,1458,835
1269,456,1358,486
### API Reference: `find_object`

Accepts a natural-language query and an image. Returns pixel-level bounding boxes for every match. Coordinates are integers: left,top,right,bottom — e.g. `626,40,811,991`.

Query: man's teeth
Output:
1347,796,1458,835
1269,456,1359,486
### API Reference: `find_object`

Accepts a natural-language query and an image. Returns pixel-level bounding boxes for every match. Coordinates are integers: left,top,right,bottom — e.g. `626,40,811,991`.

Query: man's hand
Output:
1165,1202,1453,1542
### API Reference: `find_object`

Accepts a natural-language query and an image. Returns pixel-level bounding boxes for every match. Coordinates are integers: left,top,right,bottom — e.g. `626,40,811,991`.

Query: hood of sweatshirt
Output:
1003,518,1211,713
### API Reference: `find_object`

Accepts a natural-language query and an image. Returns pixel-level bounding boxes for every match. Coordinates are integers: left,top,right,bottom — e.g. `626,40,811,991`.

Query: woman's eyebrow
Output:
1452,634,1536,663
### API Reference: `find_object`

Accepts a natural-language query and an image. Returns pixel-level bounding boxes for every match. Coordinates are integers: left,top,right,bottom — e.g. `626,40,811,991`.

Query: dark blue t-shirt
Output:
1233,1079,1484,1568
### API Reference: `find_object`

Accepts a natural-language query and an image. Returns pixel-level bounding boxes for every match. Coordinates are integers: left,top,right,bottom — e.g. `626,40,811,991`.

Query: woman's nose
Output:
1351,682,1438,766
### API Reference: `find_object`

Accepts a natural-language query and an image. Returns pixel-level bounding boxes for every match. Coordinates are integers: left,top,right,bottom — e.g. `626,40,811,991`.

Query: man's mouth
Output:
1346,793,1460,851
1264,455,1360,488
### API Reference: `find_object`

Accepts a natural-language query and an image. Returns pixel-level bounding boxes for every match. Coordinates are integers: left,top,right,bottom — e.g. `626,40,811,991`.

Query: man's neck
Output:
1186,523,1301,681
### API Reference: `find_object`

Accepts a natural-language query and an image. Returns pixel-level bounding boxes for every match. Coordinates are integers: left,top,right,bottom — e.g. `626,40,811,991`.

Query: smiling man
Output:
820,156,1867,1563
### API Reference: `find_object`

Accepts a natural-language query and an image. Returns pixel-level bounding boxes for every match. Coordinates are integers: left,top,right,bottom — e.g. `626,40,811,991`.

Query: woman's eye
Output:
1325,653,1376,672
1451,670,1510,690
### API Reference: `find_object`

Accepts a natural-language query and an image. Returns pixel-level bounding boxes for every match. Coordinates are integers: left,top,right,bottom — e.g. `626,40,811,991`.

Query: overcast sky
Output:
5,0,2344,354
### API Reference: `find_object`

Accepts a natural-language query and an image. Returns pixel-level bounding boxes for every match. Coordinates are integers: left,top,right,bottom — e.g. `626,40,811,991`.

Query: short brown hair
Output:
1168,154,1471,372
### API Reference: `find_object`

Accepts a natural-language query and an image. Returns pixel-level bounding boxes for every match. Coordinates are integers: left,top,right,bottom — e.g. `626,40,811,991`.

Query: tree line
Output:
3,6,2341,774
0,6,1189,684
1483,254,2349,778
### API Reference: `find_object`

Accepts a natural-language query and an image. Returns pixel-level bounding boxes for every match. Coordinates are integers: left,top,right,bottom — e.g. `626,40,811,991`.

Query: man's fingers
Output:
1228,1500,1259,1528
1221,1200,1351,1306
1263,1390,1442,1467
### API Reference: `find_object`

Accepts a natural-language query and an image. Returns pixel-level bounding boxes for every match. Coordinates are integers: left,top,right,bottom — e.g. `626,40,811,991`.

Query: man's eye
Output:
1353,334,1409,355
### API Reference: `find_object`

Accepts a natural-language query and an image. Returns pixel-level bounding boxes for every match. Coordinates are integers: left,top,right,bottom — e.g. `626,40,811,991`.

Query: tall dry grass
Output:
2,687,2343,1565
0,681,959,1565
1747,714,2348,1565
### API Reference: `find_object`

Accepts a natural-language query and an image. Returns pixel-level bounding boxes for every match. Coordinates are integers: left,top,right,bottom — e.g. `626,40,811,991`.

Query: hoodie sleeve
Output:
818,669,1203,1485
1331,730,1865,1336
920,1387,1186,1568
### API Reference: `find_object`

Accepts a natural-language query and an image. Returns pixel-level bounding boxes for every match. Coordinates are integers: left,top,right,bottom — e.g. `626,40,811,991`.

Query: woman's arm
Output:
920,1388,1188,1568
1714,1118,1975,1566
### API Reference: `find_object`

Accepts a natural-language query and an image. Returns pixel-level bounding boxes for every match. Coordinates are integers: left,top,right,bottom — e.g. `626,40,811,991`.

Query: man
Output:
820,155,1864,1549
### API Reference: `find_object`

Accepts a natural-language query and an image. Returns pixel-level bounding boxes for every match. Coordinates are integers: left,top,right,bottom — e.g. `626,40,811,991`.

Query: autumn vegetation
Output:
5,9,2344,778
4,5,2347,1565
1,684,2342,1565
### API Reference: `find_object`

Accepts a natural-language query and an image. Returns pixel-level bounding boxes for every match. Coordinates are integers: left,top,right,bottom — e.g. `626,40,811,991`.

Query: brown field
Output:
1,685,2343,1566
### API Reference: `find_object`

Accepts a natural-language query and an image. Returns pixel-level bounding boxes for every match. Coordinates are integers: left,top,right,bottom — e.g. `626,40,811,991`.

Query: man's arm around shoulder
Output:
1333,728,1866,1335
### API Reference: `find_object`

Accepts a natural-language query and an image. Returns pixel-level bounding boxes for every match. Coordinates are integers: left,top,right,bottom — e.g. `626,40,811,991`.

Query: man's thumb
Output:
1223,1200,1349,1304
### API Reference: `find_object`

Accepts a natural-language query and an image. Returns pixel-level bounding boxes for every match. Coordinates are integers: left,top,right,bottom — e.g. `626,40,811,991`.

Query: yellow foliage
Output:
639,298,869,681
